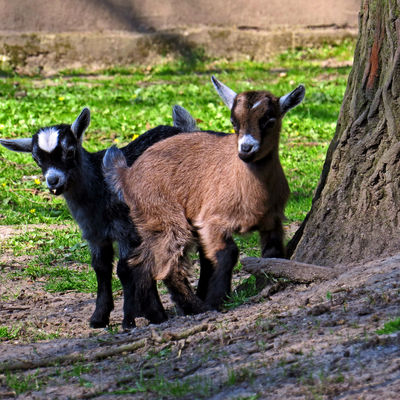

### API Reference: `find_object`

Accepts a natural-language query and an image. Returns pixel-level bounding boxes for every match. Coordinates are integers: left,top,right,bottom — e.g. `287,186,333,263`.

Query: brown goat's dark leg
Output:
196,247,214,301
133,266,168,324
164,264,209,315
260,219,285,258
205,238,238,310
89,241,114,328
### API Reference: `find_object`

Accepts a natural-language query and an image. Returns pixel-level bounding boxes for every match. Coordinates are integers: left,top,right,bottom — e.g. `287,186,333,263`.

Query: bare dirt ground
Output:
0,225,400,399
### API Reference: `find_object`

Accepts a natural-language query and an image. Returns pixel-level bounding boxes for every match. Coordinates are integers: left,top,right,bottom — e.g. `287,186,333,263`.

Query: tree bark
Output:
288,0,400,266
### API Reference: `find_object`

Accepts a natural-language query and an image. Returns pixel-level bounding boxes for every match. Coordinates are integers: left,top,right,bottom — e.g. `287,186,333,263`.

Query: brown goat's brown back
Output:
106,79,304,320
120,131,288,275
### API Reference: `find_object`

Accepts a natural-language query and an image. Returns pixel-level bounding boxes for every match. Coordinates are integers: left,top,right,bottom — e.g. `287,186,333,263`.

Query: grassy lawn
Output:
0,39,355,296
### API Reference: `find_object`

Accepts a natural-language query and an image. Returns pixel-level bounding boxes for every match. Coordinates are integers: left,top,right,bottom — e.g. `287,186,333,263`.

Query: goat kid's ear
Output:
172,105,198,132
71,107,91,140
211,75,237,110
0,137,33,153
279,85,305,115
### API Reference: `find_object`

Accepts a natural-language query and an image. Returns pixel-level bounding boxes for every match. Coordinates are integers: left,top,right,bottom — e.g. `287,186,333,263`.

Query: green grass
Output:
224,275,259,309
2,226,122,293
113,372,211,398
376,317,400,335
0,325,21,340
227,366,256,386
0,322,60,343
0,39,355,294
5,371,43,395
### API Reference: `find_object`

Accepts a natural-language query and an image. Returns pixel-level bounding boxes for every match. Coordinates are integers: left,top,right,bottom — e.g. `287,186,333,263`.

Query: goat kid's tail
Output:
103,145,127,202
172,105,198,132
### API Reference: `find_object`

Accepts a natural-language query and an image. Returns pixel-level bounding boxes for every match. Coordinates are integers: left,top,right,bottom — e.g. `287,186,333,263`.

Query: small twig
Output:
175,362,202,378
151,323,209,344
91,338,147,360
0,391,17,399
1,305,31,311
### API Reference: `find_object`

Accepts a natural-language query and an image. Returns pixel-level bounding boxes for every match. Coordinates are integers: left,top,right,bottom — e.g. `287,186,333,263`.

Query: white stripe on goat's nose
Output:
38,128,59,153
238,134,260,153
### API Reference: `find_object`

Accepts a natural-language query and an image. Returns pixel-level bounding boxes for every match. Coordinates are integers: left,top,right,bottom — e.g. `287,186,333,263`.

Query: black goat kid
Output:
0,106,197,329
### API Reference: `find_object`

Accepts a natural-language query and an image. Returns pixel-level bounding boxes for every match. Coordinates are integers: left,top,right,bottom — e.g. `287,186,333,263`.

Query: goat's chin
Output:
238,152,256,163
48,187,64,196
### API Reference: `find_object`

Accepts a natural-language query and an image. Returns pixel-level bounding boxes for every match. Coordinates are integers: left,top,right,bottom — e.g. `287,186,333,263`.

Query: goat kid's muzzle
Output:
45,168,66,196
238,134,260,162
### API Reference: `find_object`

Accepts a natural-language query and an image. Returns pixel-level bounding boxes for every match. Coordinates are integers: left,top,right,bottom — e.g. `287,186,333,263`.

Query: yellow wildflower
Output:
34,178,41,185
0,124,4,130
132,134,140,141
114,138,120,144
58,96,65,101
29,208,36,214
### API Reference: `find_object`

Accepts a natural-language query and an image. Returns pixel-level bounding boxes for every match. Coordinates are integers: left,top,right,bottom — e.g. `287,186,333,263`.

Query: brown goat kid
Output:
103,76,305,322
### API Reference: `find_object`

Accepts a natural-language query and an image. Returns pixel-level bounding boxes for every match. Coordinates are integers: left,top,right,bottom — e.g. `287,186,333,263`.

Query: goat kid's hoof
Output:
122,319,136,331
204,299,224,311
181,301,210,316
89,315,110,329
89,320,109,329
147,312,168,325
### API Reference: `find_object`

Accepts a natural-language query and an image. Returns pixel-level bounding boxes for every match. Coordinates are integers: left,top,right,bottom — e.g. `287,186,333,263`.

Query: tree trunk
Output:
287,0,400,266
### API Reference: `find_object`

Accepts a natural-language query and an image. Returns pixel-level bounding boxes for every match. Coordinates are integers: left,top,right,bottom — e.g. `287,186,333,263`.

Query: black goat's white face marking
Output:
38,127,59,153
30,124,82,195
31,108,90,195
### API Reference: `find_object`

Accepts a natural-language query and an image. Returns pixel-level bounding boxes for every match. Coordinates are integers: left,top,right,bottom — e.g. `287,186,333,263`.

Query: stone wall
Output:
0,0,360,74
1,0,360,32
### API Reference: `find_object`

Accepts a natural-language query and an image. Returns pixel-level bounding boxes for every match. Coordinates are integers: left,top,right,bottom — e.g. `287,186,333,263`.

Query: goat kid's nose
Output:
45,168,66,195
240,143,254,153
47,175,60,186
238,134,260,154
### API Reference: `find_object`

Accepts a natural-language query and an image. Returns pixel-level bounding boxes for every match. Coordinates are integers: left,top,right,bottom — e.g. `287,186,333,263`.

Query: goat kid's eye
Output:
263,118,276,129
230,118,239,130
65,149,75,159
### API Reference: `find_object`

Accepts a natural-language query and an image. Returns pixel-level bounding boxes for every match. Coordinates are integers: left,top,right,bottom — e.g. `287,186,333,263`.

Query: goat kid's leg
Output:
133,266,168,324
196,247,214,301
260,219,285,258
204,237,238,310
89,242,114,328
137,215,206,316
164,263,209,315
116,258,137,330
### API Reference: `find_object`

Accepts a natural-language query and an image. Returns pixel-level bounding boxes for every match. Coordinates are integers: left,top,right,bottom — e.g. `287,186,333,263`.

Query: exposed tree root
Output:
241,257,339,283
